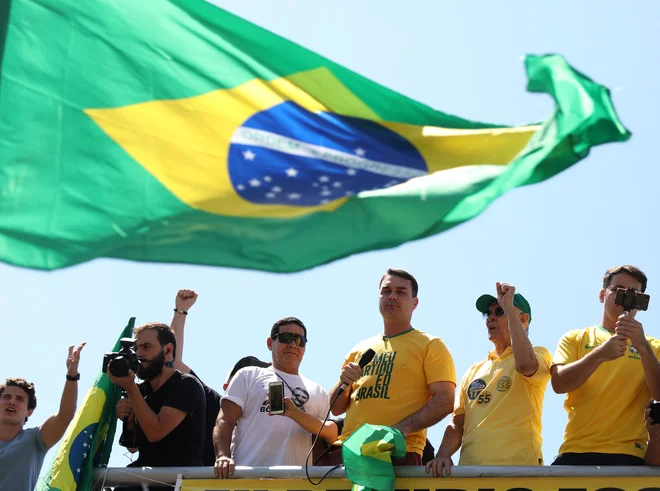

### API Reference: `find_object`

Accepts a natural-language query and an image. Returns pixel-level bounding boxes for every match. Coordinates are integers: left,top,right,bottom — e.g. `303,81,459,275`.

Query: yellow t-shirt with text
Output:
456,346,551,465
553,325,660,458
338,329,456,455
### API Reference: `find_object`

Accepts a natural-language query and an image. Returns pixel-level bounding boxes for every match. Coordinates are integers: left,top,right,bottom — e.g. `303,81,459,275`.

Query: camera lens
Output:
109,356,130,378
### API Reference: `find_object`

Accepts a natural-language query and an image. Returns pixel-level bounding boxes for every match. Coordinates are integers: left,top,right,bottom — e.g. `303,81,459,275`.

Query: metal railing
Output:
92,465,660,489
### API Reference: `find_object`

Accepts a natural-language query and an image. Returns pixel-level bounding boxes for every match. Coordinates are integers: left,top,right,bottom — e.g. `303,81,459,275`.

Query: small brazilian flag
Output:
36,318,134,491
0,1,630,272
343,424,407,491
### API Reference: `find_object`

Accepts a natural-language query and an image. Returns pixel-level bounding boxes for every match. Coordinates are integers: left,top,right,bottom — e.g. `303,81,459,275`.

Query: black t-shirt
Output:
133,371,206,467
190,370,222,466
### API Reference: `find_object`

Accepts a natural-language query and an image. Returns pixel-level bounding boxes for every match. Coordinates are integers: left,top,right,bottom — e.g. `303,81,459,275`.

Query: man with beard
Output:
0,344,84,491
109,322,205,488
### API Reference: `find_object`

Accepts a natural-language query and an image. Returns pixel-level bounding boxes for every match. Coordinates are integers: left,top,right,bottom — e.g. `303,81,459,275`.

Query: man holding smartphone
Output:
551,265,660,465
213,317,337,478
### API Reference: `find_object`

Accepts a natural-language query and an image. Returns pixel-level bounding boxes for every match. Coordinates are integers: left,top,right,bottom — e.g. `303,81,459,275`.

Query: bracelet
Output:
174,308,188,315
66,373,80,381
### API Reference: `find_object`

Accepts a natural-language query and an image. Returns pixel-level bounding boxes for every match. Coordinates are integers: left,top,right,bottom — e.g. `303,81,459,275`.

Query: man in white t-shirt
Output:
213,317,337,477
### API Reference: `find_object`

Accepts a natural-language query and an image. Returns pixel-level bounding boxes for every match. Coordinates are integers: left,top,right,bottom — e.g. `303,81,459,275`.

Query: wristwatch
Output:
66,373,80,381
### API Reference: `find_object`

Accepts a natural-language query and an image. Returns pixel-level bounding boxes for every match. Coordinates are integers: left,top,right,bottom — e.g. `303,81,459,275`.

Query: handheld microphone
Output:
338,348,376,395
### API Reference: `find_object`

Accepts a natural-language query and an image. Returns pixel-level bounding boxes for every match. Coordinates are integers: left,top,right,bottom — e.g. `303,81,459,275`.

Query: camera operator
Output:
551,265,660,465
213,317,336,479
0,343,84,491
169,289,222,467
109,322,205,489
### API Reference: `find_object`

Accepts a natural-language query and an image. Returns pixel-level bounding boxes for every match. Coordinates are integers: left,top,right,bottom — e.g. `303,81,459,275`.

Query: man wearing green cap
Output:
426,282,551,477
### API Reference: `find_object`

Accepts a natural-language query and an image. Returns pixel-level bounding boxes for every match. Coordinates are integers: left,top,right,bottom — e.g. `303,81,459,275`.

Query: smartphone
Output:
268,381,285,415
651,401,660,425
615,287,650,312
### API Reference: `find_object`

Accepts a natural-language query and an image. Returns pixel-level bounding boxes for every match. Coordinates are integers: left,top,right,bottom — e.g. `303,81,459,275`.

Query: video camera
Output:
615,287,650,313
102,338,139,378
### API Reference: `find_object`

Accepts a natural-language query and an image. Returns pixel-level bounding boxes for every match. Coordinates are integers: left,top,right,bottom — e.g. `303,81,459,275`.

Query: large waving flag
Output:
37,318,134,491
0,0,629,272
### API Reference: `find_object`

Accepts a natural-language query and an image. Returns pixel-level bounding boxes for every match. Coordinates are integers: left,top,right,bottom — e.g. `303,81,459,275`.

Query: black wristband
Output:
174,308,188,315
66,373,80,381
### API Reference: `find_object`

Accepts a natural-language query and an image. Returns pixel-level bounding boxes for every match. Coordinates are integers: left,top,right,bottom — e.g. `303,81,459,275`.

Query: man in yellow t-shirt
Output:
425,283,551,477
328,268,456,466
551,265,660,466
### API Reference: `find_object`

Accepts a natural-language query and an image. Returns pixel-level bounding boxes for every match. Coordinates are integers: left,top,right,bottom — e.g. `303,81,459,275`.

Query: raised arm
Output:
498,283,538,376
391,380,455,437
170,289,198,374
40,343,85,448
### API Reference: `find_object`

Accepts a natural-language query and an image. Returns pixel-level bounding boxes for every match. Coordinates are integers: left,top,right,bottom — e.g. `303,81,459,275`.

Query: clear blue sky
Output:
2,0,659,473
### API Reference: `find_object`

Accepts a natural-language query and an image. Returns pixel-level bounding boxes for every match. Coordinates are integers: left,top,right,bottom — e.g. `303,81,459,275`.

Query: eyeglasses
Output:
272,332,307,347
482,307,506,319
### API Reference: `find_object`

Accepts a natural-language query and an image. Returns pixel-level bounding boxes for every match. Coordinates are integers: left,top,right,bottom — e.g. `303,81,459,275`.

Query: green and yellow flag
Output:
0,0,630,272
343,424,407,491
36,319,134,491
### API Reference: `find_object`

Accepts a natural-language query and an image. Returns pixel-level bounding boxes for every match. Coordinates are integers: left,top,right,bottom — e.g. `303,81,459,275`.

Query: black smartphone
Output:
615,287,650,312
651,401,660,425
268,381,285,415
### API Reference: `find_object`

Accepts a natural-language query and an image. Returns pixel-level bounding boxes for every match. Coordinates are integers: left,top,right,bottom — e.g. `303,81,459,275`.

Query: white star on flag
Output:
76,468,81,474
265,192,276,198
272,186,282,193
83,442,88,448
242,150,256,161
263,176,272,182
83,452,87,458
319,175,330,183
288,193,301,200
354,148,366,157
237,184,245,191
347,169,357,176
285,168,298,177
249,179,261,187
333,182,342,188
320,190,332,197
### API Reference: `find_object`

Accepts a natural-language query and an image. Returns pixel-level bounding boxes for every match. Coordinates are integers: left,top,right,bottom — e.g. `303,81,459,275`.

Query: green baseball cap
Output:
475,292,532,324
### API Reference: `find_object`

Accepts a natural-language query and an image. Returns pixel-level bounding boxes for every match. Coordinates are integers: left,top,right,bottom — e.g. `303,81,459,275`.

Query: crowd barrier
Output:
91,465,660,491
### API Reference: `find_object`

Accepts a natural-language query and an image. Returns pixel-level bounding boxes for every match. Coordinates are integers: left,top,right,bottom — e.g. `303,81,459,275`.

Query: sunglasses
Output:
482,307,506,319
272,332,307,347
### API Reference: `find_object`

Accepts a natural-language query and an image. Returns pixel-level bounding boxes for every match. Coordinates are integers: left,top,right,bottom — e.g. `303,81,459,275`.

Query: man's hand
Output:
108,368,136,391
66,343,86,377
615,315,649,351
340,362,362,387
496,282,515,310
176,289,198,312
595,334,628,361
116,398,133,420
425,454,453,477
214,456,235,479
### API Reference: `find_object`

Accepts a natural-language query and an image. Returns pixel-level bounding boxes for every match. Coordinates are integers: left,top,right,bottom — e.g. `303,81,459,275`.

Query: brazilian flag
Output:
36,319,134,491
0,1,630,272
343,424,407,491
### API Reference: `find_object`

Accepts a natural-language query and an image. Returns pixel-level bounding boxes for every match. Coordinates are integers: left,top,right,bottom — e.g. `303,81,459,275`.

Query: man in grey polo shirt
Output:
0,343,84,490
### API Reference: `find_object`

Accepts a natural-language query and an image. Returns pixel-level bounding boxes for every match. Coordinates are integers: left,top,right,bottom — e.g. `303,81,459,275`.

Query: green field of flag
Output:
0,0,630,272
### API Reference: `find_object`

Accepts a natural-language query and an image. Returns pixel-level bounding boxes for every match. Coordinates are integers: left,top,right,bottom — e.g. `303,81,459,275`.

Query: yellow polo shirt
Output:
456,346,551,465
338,329,456,455
553,325,660,458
